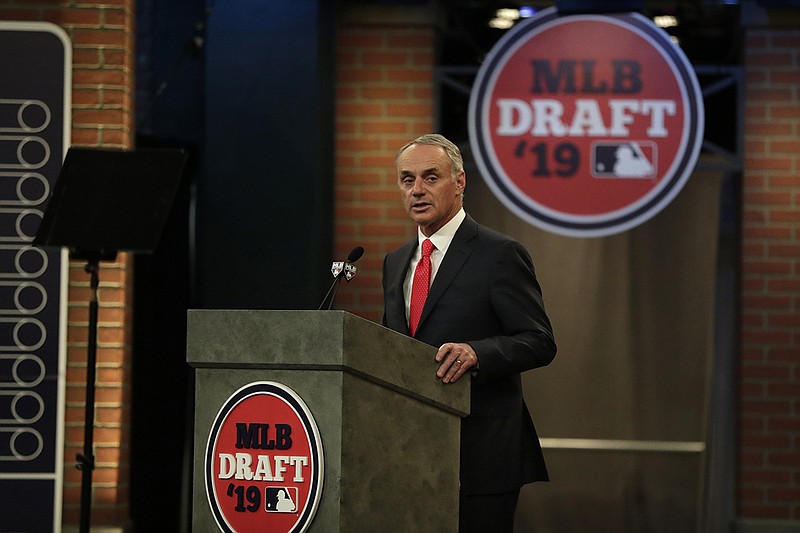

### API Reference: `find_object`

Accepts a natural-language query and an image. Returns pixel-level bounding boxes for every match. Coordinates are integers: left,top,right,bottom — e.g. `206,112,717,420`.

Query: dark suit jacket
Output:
382,215,557,495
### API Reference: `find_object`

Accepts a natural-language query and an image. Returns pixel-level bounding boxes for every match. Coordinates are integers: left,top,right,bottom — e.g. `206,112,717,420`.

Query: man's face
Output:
396,144,465,237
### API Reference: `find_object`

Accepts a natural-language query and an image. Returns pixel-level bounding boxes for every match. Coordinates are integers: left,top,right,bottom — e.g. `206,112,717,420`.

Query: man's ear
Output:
456,171,466,194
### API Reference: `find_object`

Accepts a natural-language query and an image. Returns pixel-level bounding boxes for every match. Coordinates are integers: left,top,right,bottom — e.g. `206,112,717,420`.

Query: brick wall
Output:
334,22,435,323
0,0,136,528
740,28,800,521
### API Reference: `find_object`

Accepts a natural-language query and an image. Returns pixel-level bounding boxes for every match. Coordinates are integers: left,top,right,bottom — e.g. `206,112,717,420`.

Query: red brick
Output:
361,224,409,237
741,364,791,380
771,70,800,85
102,49,127,68
103,8,127,27
745,85,792,102
739,504,791,520
386,68,433,84
771,209,800,222
770,175,800,187
387,32,432,48
44,7,101,26
362,120,412,134
99,128,131,147
745,157,794,172
73,68,127,87
743,226,792,239
363,51,409,66
742,262,792,275
362,86,410,100
336,204,383,220
750,52,794,66
747,122,794,136
770,452,800,467
337,67,383,83
771,34,800,48
337,32,384,49
72,109,122,126
0,8,41,19
337,102,385,117
741,433,792,449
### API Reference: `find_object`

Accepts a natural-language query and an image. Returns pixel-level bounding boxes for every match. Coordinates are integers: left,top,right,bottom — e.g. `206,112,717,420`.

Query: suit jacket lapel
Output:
388,239,416,335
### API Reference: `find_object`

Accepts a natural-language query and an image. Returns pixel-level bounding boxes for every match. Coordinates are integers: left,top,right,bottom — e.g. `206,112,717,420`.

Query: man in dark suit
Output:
382,134,557,532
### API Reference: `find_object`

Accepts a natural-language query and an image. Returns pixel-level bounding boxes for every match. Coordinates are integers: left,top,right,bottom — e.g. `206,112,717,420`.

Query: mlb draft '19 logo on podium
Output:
205,381,324,533
469,7,704,238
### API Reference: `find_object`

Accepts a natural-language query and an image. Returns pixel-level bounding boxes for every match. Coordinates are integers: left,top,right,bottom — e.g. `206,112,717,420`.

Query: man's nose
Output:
411,178,425,195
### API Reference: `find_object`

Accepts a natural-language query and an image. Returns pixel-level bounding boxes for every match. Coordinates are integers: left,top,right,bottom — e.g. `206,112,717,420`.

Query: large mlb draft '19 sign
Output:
205,382,324,533
469,7,704,238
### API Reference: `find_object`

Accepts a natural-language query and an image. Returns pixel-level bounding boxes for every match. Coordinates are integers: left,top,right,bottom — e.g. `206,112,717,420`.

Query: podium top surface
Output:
186,309,469,416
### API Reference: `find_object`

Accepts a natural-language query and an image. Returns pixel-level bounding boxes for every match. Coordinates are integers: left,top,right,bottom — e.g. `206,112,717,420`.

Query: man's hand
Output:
435,342,477,383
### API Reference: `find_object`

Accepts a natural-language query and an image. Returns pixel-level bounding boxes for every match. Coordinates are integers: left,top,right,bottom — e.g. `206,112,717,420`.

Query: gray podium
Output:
187,310,470,532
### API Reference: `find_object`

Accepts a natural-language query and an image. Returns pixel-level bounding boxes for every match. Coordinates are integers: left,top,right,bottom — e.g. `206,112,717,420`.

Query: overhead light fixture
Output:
653,15,678,28
489,17,515,29
489,7,538,29
496,8,521,21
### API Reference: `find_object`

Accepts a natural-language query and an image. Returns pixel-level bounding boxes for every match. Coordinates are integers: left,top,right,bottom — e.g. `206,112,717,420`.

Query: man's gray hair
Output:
396,133,464,179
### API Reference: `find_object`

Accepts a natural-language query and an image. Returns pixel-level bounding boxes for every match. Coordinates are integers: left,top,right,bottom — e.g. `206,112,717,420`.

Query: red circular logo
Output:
205,382,324,532
469,8,704,237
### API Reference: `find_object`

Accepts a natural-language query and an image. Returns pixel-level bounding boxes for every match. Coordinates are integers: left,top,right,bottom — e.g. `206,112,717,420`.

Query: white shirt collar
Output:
417,208,466,255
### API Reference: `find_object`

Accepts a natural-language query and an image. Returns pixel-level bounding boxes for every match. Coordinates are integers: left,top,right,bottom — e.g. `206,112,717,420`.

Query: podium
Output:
187,310,470,532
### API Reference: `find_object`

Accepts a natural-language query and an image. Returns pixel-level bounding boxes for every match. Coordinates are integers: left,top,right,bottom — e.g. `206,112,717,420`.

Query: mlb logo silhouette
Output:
592,141,657,179
265,487,297,513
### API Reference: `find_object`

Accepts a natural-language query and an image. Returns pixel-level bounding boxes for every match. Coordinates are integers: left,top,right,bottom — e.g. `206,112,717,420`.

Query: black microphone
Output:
346,245,364,263
318,246,364,310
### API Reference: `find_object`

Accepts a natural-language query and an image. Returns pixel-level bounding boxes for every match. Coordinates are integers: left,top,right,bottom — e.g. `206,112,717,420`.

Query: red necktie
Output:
409,239,434,337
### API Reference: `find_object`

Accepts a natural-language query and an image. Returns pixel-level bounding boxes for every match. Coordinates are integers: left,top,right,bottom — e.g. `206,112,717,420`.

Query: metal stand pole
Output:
77,259,100,533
